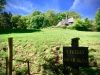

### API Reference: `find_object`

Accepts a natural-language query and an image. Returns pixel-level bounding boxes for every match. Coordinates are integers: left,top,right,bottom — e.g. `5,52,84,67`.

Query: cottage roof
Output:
68,17,74,22
57,17,74,26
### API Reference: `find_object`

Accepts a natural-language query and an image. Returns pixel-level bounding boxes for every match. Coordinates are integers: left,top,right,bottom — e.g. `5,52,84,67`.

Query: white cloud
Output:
5,0,60,15
6,0,37,15
70,0,100,11
69,0,100,18
70,0,80,9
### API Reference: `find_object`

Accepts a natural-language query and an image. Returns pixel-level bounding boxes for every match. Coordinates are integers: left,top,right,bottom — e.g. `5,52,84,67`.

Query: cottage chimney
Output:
66,14,68,19
66,12,69,19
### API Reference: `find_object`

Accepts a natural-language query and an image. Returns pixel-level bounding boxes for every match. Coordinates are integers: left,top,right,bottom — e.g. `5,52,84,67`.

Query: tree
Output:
17,16,28,29
83,17,92,30
0,0,6,13
0,11,12,29
73,18,92,31
73,18,84,31
56,12,66,23
10,14,21,29
42,18,50,28
64,10,81,19
31,10,41,16
94,8,100,31
45,10,56,25
30,15,44,29
30,15,49,29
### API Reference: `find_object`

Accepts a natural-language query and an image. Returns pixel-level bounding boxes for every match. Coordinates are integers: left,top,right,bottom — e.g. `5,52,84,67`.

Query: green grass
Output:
0,28,100,75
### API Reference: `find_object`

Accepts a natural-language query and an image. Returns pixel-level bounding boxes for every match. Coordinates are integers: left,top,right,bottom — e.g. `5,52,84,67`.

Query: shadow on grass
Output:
79,48,100,75
80,67,100,75
41,57,64,75
0,29,41,34
42,57,100,75
41,48,100,75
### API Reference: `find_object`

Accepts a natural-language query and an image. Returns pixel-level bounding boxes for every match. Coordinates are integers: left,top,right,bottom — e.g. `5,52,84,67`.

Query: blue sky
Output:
5,0,100,19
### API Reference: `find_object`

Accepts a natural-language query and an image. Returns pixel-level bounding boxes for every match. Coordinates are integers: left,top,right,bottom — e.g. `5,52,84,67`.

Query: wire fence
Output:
0,57,100,75
0,57,31,75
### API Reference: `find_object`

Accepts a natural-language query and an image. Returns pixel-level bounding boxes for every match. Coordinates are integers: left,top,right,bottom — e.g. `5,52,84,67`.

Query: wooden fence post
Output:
71,38,79,75
7,37,13,75
27,60,30,75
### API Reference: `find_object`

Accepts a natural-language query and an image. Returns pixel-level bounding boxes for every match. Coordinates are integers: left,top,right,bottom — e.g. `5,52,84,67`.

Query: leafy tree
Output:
0,11,12,29
10,14,21,29
64,10,81,19
73,18,92,31
94,8,100,31
56,12,66,23
0,0,6,13
17,16,28,29
30,15,50,29
83,17,92,30
73,18,84,30
31,10,41,16
45,10,56,25
24,15,31,28
42,18,50,28
69,10,81,19
30,15,43,29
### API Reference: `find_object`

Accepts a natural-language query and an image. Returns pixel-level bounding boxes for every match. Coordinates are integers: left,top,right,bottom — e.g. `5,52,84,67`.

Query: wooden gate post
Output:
7,37,13,75
27,60,30,75
71,38,79,75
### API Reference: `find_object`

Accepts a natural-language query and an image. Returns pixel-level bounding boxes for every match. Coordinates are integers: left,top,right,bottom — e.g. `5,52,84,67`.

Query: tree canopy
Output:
0,0,6,12
94,8,100,31
0,6,100,32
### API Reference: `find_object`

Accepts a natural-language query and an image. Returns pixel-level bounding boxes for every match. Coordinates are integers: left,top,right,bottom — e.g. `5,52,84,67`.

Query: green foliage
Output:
0,8,83,29
45,10,56,25
42,18,50,28
0,11,12,29
56,12,66,23
31,10,41,16
17,16,28,29
73,18,84,30
64,10,81,19
30,15,49,29
73,18,92,31
0,0,6,12
59,25,67,29
94,8,100,31
10,14,21,29
67,25,74,30
30,15,44,29
84,17,92,30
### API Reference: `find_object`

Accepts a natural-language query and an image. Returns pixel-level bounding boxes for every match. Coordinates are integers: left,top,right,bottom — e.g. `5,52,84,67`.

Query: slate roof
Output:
68,17,74,23
57,17,74,26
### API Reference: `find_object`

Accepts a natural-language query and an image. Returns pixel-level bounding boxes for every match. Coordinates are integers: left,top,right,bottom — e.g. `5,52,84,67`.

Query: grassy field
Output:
0,28,100,75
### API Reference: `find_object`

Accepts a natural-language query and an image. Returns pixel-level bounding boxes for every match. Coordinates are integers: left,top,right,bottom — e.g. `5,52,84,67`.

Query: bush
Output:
67,25,74,30
56,25,67,29
96,26,100,31
73,18,92,31
73,19,84,31
60,26,67,29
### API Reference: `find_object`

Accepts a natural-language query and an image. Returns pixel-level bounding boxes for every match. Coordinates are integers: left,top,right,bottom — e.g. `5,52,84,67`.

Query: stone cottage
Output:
57,15,74,26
